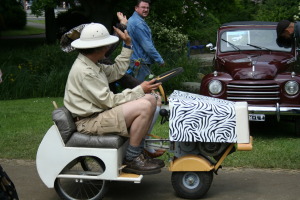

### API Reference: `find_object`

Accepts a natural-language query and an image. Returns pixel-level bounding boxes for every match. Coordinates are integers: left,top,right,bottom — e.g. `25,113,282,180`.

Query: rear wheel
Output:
54,156,108,200
80,156,106,172
171,171,213,199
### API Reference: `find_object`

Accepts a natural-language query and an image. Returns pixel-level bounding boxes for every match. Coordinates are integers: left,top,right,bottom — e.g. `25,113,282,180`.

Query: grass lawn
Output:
1,26,45,37
0,98,63,159
27,20,45,24
0,98,300,170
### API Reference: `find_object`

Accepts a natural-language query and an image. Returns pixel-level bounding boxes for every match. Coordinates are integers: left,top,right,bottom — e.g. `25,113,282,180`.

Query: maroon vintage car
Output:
200,21,300,135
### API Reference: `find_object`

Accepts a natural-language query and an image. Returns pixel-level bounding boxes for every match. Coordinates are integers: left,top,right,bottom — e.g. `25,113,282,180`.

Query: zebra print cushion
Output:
169,90,238,143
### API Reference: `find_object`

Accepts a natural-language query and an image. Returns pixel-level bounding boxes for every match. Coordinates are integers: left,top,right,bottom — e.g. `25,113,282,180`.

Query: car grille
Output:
227,83,280,102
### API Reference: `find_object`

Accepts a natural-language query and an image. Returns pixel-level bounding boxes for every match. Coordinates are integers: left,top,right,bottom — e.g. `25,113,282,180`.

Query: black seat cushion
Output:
52,106,127,148
52,106,76,143
66,132,127,149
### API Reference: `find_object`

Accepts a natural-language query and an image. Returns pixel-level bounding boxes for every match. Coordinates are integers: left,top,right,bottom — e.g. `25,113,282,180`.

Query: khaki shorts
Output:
75,105,129,137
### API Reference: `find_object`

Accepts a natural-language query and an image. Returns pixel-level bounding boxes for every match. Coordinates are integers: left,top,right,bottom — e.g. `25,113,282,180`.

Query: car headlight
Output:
208,80,222,95
284,81,299,95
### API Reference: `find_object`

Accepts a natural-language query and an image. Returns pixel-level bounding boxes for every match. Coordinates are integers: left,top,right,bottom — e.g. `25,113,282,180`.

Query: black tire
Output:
54,156,108,200
171,171,213,199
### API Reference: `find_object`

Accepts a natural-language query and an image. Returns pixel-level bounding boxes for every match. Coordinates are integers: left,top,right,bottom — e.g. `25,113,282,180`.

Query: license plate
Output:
249,114,265,121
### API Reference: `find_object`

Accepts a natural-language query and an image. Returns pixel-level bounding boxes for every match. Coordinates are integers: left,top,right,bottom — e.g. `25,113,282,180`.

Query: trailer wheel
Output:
171,171,213,199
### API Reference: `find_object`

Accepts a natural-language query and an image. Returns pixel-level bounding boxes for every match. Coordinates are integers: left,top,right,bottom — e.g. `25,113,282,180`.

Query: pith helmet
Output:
71,23,119,49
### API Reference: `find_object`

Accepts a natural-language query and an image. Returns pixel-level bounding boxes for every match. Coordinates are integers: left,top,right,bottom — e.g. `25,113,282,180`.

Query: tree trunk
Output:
45,7,56,44
23,0,26,10
80,0,116,33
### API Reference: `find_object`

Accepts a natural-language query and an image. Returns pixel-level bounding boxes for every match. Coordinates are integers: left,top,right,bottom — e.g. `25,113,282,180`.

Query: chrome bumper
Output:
248,103,300,121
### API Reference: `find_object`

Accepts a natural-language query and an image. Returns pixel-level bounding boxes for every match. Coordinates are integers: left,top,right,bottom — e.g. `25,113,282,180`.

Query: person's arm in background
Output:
105,12,128,59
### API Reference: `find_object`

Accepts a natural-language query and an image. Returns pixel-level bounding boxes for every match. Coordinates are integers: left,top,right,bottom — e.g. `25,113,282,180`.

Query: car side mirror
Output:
206,43,216,51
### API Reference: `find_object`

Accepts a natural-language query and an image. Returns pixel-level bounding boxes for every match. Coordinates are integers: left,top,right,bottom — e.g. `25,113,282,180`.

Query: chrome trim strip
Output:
227,91,279,94
228,97,280,100
227,85,279,89
248,106,300,115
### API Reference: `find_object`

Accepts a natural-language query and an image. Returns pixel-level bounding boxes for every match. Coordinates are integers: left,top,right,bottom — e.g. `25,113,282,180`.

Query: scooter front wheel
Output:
54,156,108,200
171,171,213,199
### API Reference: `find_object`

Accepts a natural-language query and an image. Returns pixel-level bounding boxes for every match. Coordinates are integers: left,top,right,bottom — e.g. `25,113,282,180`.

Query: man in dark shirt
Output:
276,20,300,48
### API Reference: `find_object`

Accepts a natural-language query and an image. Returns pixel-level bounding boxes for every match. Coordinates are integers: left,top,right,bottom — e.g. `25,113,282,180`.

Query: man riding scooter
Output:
64,22,164,175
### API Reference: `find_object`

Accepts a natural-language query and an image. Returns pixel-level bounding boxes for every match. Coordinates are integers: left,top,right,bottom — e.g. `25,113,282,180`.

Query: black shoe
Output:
143,150,165,168
123,154,161,175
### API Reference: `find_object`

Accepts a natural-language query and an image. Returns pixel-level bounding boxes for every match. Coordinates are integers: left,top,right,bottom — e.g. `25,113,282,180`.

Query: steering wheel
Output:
155,67,184,105
154,67,184,84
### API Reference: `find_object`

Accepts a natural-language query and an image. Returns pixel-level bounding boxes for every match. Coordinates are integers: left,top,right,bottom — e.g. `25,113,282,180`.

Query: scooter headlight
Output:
208,80,222,95
284,81,299,95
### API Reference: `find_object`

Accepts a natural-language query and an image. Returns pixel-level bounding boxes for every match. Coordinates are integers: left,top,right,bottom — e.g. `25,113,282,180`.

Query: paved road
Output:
1,159,300,200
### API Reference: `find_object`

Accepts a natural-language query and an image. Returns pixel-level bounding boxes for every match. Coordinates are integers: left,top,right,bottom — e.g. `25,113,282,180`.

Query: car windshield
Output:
220,29,292,52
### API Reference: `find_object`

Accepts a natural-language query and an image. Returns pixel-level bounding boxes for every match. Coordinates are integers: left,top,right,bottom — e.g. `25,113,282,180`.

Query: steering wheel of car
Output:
155,67,184,105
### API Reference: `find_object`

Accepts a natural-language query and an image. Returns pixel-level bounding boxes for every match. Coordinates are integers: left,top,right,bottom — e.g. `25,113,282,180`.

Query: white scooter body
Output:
36,124,142,188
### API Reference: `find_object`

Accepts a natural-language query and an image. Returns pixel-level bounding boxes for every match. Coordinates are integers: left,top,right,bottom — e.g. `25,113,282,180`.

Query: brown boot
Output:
143,150,165,168
144,149,166,158
123,154,161,175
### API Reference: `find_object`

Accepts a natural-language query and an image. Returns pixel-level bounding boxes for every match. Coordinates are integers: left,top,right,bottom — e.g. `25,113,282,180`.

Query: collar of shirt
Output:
77,53,102,72
133,11,145,22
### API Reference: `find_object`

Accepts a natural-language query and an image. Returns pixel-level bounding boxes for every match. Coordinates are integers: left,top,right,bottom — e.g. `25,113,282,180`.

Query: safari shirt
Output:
64,47,145,117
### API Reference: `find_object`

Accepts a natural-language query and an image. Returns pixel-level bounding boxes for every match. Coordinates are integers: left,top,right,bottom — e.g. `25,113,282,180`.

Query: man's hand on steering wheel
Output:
140,79,161,94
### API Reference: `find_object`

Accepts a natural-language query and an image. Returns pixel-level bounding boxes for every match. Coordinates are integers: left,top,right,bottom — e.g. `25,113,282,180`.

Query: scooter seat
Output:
66,132,126,148
52,106,127,149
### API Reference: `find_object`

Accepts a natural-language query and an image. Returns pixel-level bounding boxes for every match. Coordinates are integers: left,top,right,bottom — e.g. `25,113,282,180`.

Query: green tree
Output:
205,0,258,24
255,0,299,22
146,0,209,48
31,0,136,43
31,0,57,44
148,0,205,35
30,0,259,47
0,0,26,30
147,0,258,45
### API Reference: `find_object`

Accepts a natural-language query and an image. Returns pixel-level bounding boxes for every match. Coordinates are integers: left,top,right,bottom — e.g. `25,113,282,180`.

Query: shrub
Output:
0,37,210,100
149,20,189,54
0,0,26,30
186,12,220,45
0,39,76,100
255,0,299,22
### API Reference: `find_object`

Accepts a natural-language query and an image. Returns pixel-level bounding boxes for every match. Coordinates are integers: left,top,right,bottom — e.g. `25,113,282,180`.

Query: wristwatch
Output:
150,92,159,100
123,44,133,49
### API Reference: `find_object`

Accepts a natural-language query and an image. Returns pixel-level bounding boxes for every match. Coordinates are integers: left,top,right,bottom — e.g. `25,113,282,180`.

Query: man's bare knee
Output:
142,94,157,107
138,98,154,113
124,98,153,115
